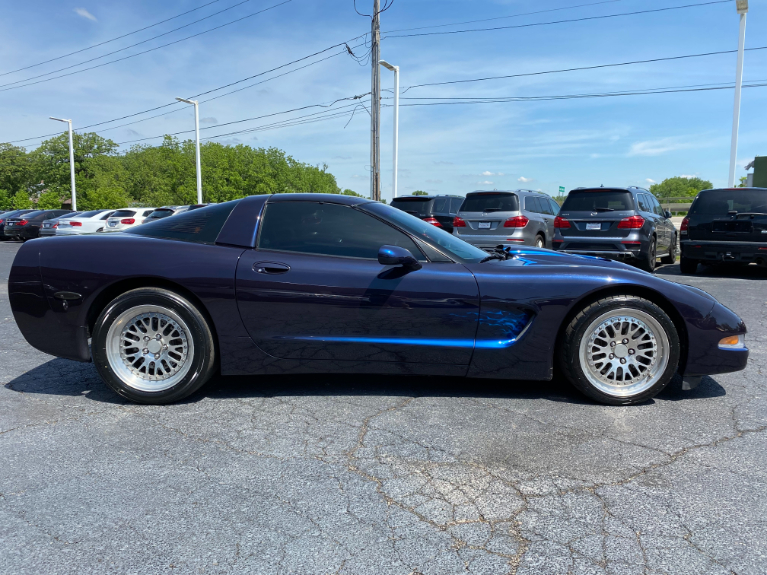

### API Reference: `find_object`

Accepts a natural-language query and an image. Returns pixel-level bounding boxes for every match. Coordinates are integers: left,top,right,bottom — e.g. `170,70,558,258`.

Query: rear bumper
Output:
556,249,636,260
681,239,767,263
553,236,647,260
455,231,534,249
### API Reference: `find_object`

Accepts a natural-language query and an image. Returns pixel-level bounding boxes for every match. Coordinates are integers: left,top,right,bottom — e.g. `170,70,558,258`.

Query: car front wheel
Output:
560,295,680,405
92,287,217,404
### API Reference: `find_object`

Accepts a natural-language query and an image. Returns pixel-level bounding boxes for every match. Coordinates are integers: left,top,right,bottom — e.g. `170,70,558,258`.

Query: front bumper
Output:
681,239,767,264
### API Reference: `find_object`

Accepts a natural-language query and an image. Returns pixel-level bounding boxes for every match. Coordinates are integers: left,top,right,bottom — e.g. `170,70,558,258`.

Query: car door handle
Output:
254,262,290,274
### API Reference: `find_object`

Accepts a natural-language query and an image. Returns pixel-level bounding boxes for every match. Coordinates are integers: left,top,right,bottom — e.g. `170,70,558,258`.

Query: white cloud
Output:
629,137,697,157
646,178,656,184
481,171,505,176
679,174,697,179
74,8,97,21
200,117,218,125
478,181,493,185
518,176,533,183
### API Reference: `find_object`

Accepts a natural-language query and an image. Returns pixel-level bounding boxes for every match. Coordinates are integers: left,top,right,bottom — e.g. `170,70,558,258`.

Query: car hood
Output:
469,246,718,304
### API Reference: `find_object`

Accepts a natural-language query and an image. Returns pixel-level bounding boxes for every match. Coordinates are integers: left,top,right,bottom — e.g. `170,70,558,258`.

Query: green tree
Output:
0,189,12,210
11,190,32,209
37,191,62,209
0,144,33,194
738,176,748,188
412,190,428,196
650,177,712,199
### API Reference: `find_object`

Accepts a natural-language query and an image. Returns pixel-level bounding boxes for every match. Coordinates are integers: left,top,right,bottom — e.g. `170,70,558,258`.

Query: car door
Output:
235,199,480,365
637,194,661,249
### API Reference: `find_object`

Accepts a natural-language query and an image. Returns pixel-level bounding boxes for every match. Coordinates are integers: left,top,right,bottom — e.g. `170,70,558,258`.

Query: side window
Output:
258,202,426,261
450,197,463,213
637,194,650,212
538,198,553,215
650,196,665,216
525,196,541,213
549,199,561,215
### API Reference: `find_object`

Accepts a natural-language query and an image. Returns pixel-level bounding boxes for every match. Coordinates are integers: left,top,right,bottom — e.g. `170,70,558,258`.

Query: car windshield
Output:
561,190,634,212
390,197,433,216
361,203,489,263
75,210,105,218
461,193,519,213
692,190,767,215
147,209,175,219
111,210,136,218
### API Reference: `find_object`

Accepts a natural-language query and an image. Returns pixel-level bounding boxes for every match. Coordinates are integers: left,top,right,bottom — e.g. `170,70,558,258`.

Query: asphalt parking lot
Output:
1,241,765,575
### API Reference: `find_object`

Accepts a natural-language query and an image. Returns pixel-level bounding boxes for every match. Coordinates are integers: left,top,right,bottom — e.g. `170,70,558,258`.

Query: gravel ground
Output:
1,240,765,575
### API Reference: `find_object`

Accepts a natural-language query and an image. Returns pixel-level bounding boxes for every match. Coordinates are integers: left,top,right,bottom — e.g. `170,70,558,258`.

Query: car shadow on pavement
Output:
4,358,726,406
657,263,767,280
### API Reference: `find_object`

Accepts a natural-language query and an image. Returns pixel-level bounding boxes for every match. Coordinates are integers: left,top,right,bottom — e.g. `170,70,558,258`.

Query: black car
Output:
552,187,677,272
390,195,464,234
680,187,767,274
0,209,37,240
3,209,74,241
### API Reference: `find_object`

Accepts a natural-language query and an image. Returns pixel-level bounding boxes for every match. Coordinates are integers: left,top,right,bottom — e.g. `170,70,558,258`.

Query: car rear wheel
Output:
92,287,217,404
534,234,545,249
660,235,677,264
679,256,698,274
559,295,680,405
637,237,657,273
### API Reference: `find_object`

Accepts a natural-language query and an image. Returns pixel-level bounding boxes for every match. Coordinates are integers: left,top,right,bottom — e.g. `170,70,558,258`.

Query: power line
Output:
114,93,370,145
0,0,226,78
0,0,259,89
383,0,731,39
397,46,767,93
7,36,368,145
383,0,626,34
0,0,292,93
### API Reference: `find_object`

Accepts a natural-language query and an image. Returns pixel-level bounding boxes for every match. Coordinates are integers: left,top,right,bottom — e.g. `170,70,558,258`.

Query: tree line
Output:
0,132,362,211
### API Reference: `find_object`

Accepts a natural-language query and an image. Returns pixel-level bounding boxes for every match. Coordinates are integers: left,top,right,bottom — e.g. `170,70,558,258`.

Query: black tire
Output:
559,295,680,405
679,256,698,274
534,234,545,249
637,237,657,273
92,287,217,404
660,234,677,265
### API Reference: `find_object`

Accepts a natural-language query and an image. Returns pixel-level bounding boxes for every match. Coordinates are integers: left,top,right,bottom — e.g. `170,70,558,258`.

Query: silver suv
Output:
453,190,560,250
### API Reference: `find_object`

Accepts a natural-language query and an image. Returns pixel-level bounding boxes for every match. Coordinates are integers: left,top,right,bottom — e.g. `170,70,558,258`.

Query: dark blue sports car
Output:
9,194,748,405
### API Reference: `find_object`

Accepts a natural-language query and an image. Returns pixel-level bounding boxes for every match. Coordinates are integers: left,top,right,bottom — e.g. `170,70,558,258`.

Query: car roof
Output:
265,193,372,206
393,194,463,199
569,186,649,194
697,187,767,193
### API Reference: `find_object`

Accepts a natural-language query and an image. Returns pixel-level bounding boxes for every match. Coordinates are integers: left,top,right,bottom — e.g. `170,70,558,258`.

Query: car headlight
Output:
718,334,746,350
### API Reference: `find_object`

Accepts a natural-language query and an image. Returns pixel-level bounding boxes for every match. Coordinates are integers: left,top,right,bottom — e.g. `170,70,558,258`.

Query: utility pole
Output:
176,97,203,204
380,60,399,199
370,0,381,201
728,0,748,188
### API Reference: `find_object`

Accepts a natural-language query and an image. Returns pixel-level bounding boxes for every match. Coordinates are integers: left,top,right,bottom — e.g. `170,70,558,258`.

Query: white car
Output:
55,209,115,235
103,208,157,232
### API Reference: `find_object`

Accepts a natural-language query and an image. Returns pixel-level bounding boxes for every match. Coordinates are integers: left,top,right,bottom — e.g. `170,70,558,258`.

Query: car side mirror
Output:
664,210,672,219
378,245,422,270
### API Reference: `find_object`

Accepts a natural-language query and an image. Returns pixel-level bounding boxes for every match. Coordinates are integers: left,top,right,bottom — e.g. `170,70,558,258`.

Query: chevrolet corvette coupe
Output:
9,194,748,405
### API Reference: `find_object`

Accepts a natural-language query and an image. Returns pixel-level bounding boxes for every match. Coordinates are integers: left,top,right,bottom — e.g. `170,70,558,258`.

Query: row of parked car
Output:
391,186,767,274
0,204,208,241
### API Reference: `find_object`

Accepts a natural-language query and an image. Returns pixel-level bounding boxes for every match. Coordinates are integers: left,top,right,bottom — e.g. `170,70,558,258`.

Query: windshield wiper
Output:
482,208,503,213
480,245,515,263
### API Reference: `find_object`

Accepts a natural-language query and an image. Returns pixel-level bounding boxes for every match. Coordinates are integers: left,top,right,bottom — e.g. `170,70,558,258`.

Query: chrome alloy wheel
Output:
578,308,670,398
105,305,194,392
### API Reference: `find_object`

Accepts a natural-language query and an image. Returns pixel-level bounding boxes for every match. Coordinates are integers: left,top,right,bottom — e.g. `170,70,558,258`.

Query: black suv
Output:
552,187,677,272
680,187,767,274
390,195,464,234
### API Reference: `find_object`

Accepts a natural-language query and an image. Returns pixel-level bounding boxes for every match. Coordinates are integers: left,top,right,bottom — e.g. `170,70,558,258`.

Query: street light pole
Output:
49,117,76,211
380,60,400,200
176,97,203,204
728,0,748,188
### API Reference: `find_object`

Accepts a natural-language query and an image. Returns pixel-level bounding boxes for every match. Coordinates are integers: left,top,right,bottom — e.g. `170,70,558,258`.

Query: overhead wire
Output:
0,0,226,78
0,0,292,93
383,0,731,39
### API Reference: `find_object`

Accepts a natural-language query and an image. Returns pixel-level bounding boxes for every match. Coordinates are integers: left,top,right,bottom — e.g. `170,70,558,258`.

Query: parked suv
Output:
679,187,767,274
552,187,676,272
452,190,560,250
390,195,464,234
103,208,157,232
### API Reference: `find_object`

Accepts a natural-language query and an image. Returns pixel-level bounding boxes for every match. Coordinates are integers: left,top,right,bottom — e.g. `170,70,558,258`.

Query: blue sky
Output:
1,0,765,201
